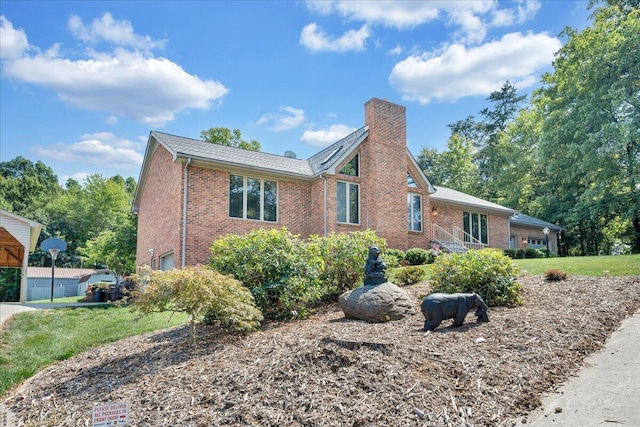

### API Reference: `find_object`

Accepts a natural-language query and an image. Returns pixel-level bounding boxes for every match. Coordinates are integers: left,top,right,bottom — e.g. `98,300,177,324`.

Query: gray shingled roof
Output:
510,213,564,231
151,126,370,179
152,131,315,177
430,186,517,215
307,126,369,173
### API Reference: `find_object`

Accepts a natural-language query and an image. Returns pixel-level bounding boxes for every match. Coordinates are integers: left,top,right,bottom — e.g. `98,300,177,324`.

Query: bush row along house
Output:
133,98,562,270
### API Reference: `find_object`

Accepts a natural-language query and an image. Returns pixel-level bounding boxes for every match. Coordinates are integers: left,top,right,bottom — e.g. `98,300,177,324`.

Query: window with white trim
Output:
407,193,422,231
229,175,277,222
337,181,359,224
463,211,488,244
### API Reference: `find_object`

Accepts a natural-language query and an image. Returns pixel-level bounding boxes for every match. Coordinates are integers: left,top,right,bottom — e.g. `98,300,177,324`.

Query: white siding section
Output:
0,216,31,249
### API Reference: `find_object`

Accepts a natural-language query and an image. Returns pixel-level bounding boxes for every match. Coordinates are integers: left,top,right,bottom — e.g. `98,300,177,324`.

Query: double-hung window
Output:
407,193,422,231
337,181,359,224
463,211,488,244
229,175,277,222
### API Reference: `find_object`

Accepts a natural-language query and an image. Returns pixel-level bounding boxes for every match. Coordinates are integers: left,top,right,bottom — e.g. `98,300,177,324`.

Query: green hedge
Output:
210,228,387,320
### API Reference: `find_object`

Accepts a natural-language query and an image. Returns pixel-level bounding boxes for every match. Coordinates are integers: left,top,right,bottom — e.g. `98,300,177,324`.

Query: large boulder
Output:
339,281,416,323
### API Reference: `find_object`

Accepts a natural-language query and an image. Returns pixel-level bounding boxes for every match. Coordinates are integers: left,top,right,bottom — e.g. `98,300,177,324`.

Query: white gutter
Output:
181,158,191,267
322,173,327,236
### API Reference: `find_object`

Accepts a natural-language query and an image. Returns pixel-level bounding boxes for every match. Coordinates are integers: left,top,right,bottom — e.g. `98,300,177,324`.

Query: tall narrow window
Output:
339,155,359,176
407,193,422,231
463,211,488,244
337,181,359,224
229,175,278,222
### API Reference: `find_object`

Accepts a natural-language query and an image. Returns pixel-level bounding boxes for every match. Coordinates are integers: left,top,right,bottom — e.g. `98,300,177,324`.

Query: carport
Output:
0,209,42,302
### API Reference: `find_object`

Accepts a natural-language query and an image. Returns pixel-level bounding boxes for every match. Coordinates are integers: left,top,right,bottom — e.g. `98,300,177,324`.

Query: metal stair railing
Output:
430,224,469,253
453,226,486,251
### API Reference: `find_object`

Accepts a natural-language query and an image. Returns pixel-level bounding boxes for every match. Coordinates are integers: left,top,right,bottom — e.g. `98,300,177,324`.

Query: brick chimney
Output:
363,98,408,249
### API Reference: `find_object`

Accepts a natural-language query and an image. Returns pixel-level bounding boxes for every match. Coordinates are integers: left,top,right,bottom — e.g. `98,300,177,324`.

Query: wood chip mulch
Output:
3,275,640,427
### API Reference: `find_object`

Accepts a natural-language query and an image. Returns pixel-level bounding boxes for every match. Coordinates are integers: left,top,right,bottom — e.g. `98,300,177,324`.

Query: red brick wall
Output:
430,204,510,249
511,225,558,253
185,167,315,266
135,143,183,268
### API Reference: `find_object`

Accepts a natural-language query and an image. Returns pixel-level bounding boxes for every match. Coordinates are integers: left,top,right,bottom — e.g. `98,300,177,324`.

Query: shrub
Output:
544,269,568,281
133,266,262,344
393,266,427,286
383,249,405,268
503,249,516,259
405,247,435,265
309,229,387,296
430,249,522,307
210,228,324,320
210,228,386,320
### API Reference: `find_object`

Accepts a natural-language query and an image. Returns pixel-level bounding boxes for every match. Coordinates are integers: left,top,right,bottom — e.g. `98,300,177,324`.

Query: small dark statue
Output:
421,293,489,331
364,246,387,286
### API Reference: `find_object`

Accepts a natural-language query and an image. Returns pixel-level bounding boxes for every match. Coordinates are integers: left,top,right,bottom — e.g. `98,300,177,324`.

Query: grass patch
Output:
390,254,640,280
513,254,640,276
0,305,187,396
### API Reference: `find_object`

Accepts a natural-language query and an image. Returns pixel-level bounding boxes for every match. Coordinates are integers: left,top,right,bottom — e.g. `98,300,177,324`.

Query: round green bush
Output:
405,247,434,265
393,266,426,286
430,249,522,307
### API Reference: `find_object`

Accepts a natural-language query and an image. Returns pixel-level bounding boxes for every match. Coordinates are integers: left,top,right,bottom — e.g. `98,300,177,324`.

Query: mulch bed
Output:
3,275,640,427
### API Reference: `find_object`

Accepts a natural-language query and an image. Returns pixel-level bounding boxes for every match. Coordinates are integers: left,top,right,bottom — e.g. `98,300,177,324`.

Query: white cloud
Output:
388,44,403,56
301,124,356,148
306,1,440,29
0,16,29,59
389,32,561,104
300,23,370,52
67,13,166,52
0,15,227,127
304,1,542,45
256,106,306,132
31,132,144,170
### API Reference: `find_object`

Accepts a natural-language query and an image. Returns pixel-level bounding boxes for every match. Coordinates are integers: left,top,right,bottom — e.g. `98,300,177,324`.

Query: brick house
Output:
133,98,561,269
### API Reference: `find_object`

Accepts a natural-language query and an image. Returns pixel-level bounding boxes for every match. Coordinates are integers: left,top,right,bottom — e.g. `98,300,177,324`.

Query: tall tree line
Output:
418,0,639,255
0,156,138,277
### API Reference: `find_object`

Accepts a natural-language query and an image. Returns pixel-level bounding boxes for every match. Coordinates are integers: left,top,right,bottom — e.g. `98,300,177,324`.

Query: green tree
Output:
533,2,640,253
47,174,136,263
200,127,261,151
0,157,61,219
416,147,447,186
80,214,137,278
475,82,527,200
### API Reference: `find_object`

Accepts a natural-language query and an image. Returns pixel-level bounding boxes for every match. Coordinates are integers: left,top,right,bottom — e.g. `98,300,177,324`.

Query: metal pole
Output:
546,234,549,258
49,249,60,302
50,262,55,302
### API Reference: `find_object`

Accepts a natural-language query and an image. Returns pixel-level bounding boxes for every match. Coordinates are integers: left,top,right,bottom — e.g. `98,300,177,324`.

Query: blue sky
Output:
0,1,590,185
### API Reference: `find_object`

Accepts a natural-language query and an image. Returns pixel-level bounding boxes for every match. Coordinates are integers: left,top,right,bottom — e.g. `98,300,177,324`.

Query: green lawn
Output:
0,305,187,396
512,254,640,276
391,253,640,279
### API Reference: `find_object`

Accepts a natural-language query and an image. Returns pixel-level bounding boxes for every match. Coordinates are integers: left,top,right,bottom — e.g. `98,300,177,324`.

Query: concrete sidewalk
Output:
525,309,640,426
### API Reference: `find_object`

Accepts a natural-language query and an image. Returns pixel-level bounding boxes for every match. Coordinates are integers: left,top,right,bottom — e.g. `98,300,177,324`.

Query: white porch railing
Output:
453,226,486,251
430,224,470,253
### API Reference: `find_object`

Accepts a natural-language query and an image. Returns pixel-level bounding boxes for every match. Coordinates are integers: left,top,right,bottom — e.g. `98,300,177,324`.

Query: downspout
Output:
182,158,191,268
322,173,327,236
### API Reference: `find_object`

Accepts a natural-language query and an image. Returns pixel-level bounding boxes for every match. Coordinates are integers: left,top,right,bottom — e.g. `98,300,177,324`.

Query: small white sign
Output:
92,402,130,426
